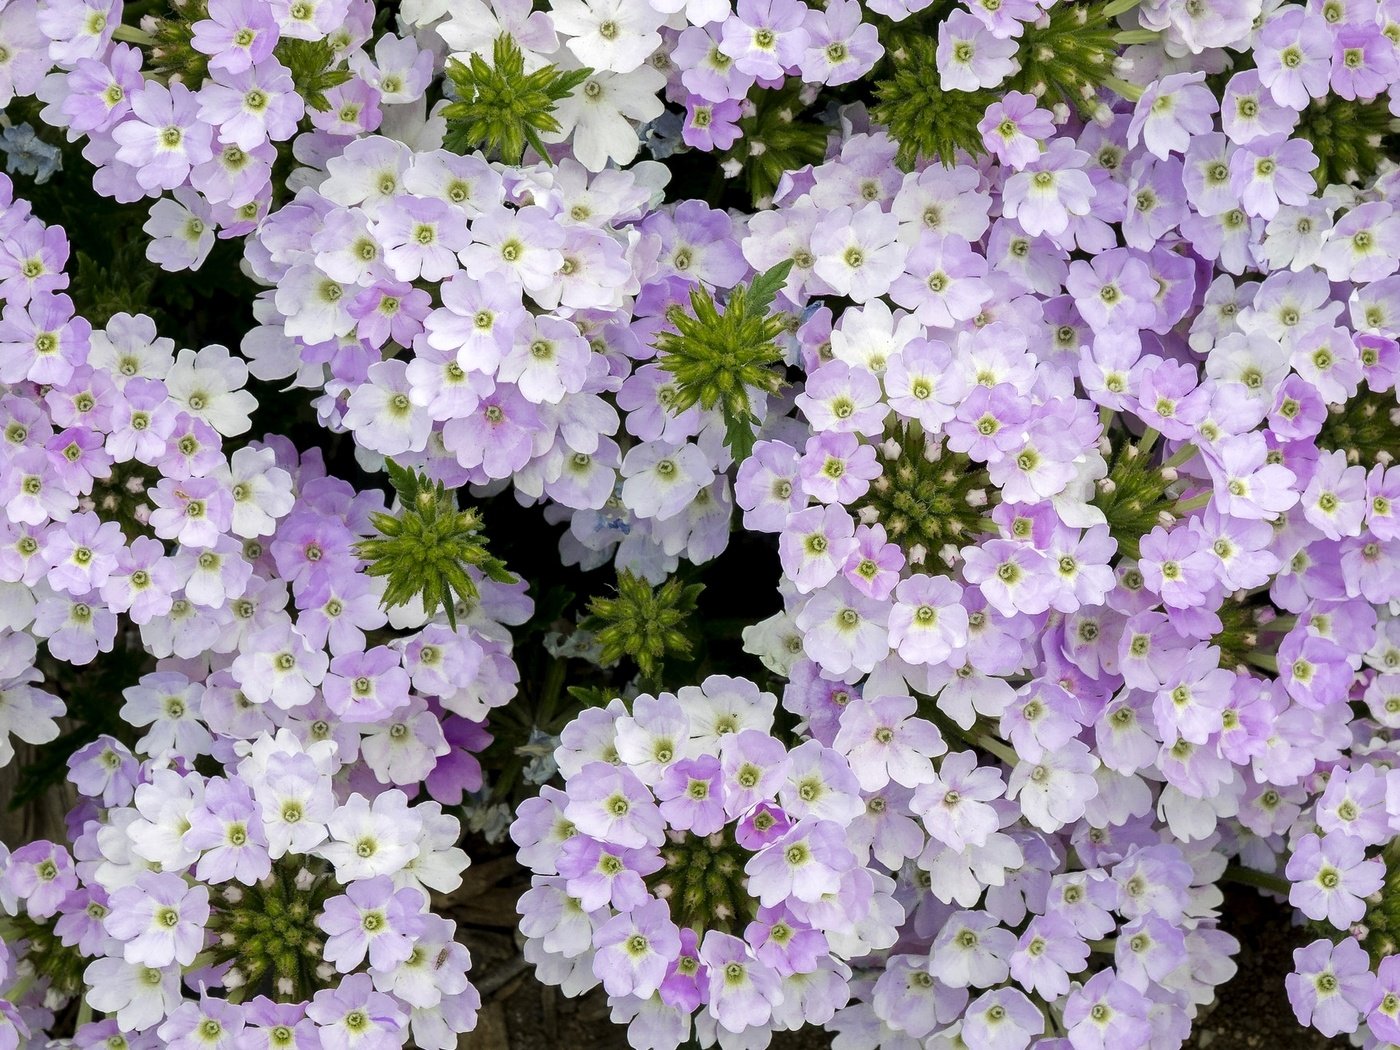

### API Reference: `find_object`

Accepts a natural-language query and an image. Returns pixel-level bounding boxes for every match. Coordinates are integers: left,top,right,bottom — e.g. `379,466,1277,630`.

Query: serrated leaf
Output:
745,259,794,317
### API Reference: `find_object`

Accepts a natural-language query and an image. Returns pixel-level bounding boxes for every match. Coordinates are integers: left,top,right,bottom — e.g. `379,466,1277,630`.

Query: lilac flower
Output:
977,92,1054,169
719,0,810,80
1285,833,1385,929
832,694,945,790
1229,134,1318,220
104,871,209,967
745,818,855,905
111,82,214,195
564,762,665,849
1130,72,1219,159
592,897,681,998
1002,139,1095,238
1286,937,1375,1038
318,876,427,972
307,973,408,1050
191,0,280,73
936,10,1018,90
699,931,783,1033
1063,970,1151,1050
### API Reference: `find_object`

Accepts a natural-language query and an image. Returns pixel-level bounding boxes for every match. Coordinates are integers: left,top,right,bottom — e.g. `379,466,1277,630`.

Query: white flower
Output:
552,0,665,73
547,62,665,172
343,359,432,457
224,446,295,539
395,801,470,894
317,791,423,881
619,440,714,521
83,957,182,1033
164,344,258,436
143,189,216,272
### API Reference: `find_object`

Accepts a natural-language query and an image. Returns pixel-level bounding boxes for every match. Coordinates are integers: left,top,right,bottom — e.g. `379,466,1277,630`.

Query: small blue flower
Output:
0,123,62,185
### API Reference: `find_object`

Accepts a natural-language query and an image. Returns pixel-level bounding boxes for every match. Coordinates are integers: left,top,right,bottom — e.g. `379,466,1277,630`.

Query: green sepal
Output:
442,35,592,165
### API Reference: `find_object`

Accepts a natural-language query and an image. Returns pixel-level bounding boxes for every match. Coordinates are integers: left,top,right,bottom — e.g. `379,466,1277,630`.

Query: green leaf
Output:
355,460,516,629
745,259,794,318
442,35,592,165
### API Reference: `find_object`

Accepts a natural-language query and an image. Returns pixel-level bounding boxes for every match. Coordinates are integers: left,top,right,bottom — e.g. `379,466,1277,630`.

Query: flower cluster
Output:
512,676,906,1047
0,160,519,1049
1,731,479,1050
9,0,443,271
2,0,1400,1046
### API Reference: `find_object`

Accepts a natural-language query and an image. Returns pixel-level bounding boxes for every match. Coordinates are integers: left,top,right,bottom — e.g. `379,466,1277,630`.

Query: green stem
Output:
1101,0,1142,17
1113,28,1160,43
1163,442,1199,470
974,733,1020,767
3,973,34,1003
1223,863,1291,897
1245,652,1279,673
1087,938,1116,954
74,1000,93,1030
1104,76,1145,102
1170,491,1213,516
111,23,156,44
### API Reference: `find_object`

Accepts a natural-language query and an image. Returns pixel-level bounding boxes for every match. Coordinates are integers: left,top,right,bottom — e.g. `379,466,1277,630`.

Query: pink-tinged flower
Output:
592,897,681,999
910,750,1003,851
746,818,855,906
564,762,666,849
833,694,948,792
699,931,782,1033
111,82,213,194
104,871,209,967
